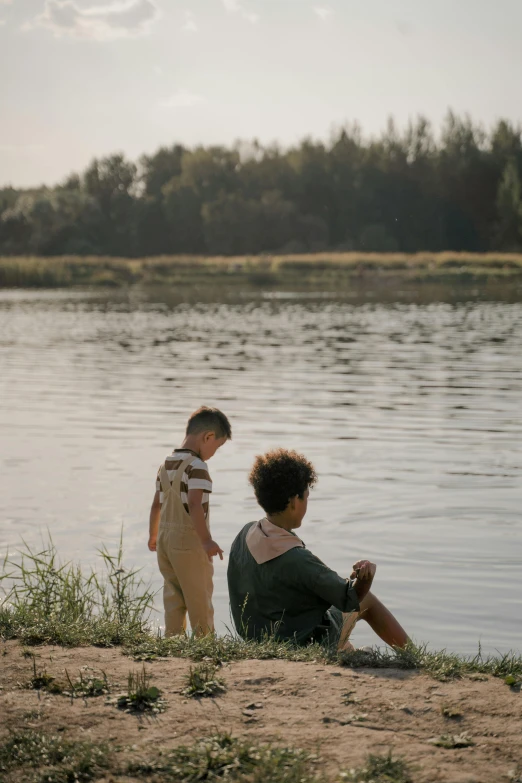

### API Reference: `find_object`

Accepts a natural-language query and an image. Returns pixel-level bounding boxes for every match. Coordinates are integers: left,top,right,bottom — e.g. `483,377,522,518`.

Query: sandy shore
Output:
1,640,521,782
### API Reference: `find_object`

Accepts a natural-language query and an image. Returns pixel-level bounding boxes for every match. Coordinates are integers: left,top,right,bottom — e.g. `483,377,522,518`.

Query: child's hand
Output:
350,560,376,581
203,539,224,561
148,537,157,552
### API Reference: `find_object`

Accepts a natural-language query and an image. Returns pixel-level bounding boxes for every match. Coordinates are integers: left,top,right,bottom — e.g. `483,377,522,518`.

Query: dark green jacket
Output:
227,523,359,645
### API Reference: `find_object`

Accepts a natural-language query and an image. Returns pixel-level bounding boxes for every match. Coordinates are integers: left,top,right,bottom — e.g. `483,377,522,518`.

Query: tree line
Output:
1,112,522,257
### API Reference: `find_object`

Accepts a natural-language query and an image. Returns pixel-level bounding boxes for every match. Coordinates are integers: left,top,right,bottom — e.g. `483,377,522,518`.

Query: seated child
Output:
227,448,408,649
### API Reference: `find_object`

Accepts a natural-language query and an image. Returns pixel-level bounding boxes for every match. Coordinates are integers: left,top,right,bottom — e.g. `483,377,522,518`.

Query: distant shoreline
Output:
2,252,522,289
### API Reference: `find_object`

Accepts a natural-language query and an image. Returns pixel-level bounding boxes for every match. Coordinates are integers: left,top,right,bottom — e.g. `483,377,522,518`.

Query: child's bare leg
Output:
358,591,409,648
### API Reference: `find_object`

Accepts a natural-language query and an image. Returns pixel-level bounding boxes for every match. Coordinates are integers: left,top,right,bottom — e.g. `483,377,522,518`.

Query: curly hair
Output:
249,448,318,515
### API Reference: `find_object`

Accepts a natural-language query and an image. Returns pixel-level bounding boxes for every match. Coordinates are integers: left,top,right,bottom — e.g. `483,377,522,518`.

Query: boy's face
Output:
289,488,309,528
199,432,228,461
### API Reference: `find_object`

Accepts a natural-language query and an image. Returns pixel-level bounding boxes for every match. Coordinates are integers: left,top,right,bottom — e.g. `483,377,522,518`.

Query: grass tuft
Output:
113,665,165,713
64,668,110,698
340,752,413,783
25,657,63,694
0,532,154,647
182,661,226,698
128,630,327,665
128,732,323,782
441,704,463,719
339,642,522,682
0,730,108,782
427,733,474,749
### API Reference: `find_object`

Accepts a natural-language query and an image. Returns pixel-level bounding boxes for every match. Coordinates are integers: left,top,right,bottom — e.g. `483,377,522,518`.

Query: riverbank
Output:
2,542,521,781
2,252,522,289
1,640,521,783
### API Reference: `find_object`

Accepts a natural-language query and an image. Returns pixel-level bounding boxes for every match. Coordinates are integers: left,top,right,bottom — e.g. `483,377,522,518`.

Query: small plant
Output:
340,752,413,783
129,733,322,782
182,662,226,698
64,668,110,698
441,704,462,719
26,658,63,694
341,690,360,705
114,666,165,713
505,674,521,688
0,730,108,782
427,733,474,749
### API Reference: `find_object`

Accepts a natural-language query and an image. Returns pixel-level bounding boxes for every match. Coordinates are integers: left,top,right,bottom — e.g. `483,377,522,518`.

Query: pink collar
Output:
246,518,304,564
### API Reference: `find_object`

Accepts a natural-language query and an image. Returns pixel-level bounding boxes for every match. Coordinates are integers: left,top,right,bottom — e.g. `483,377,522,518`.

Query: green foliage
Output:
64,669,110,698
114,666,165,713
0,730,108,782
128,628,327,665
339,642,522,681
341,752,413,783
2,536,521,688
26,657,63,694
496,160,522,250
128,733,323,782
2,251,522,290
182,662,227,698
0,532,154,647
2,115,522,258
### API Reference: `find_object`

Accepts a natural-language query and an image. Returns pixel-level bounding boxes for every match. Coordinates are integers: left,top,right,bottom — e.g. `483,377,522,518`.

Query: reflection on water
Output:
1,286,521,654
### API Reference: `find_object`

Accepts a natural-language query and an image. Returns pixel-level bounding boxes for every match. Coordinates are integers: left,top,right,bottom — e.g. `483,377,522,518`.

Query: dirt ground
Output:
1,640,521,782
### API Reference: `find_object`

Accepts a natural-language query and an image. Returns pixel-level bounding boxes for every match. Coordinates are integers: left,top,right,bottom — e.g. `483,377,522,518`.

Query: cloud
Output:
0,1,13,5
221,0,258,24
182,9,197,32
0,19,5,25
160,90,205,109
314,6,333,20
30,0,159,41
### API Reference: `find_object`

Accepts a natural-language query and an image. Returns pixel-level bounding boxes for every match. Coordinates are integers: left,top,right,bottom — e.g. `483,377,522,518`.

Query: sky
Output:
1,0,522,188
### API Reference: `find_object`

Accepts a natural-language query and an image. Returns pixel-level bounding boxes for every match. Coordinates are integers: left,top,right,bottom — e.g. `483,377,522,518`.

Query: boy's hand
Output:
203,539,224,561
351,559,376,602
148,537,157,552
350,559,376,581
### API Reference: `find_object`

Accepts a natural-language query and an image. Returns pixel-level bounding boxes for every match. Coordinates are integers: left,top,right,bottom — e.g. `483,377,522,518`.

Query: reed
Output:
0,532,154,647
1,252,522,289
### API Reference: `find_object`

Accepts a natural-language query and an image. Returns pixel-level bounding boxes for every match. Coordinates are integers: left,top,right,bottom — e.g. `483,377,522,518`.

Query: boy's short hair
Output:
249,448,317,515
186,406,232,440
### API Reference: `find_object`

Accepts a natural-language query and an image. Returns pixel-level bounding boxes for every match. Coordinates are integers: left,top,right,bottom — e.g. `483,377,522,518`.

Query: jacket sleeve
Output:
297,550,360,613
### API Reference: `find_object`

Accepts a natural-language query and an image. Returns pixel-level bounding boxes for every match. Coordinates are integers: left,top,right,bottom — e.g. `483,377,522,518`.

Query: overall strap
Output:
172,456,197,494
159,464,171,496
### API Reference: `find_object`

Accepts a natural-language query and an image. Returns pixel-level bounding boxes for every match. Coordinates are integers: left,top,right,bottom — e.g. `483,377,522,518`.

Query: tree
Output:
496,160,522,250
3,115,522,257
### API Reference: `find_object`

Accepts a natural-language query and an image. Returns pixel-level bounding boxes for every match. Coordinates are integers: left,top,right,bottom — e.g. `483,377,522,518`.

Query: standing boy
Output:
148,406,232,637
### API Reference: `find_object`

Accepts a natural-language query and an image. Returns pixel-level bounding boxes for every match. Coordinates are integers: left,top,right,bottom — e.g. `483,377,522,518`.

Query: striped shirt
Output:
156,449,212,519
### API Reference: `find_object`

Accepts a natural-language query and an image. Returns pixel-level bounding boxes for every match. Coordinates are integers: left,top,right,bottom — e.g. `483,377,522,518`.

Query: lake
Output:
1,284,521,655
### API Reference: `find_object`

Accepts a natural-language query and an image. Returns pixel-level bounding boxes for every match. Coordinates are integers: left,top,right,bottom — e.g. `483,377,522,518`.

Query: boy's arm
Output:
148,491,161,552
187,489,224,561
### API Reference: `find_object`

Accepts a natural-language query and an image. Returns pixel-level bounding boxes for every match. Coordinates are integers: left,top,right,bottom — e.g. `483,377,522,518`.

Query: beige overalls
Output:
156,456,214,637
